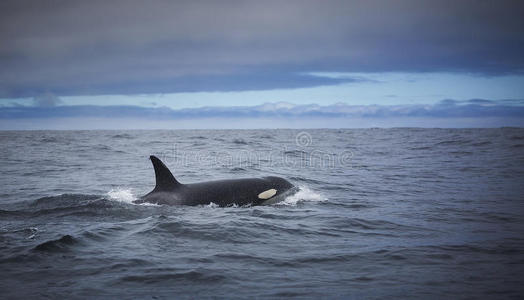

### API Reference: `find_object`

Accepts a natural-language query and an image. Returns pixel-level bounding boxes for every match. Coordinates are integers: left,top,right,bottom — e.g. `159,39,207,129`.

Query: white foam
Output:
107,188,161,206
204,202,220,208
279,185,327,206
106,188,137,204
28,227,38,239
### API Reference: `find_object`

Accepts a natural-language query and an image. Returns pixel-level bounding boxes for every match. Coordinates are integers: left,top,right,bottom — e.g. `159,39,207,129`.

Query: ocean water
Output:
1,128,524,299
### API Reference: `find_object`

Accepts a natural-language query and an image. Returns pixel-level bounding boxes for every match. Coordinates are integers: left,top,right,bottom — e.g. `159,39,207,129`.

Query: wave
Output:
38,136,59,143
435,139,471,146
410,146,432,150
119,270,226,284
288,176,325,185
0,194,109,219
32,193,101,207
33,234,78,252
509,135,524,140
471,141,492,146
189,135,208,140
111,133,134,139
0,193,155,219
283,149,308,156
232,138,248,145
228,167,246,173
326,217,413,232
253,134,274,139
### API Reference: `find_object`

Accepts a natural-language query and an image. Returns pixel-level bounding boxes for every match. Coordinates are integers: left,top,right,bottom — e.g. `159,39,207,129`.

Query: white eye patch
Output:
258,189,277,200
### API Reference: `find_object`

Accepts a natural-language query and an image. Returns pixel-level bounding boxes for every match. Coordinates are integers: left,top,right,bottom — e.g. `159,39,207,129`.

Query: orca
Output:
134,155,296,206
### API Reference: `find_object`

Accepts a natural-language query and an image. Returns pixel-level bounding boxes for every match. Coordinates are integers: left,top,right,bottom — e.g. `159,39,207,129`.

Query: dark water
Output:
1,128,524,299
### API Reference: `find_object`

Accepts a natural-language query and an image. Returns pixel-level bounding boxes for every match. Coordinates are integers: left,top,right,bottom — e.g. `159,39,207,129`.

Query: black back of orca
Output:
135,155,295,206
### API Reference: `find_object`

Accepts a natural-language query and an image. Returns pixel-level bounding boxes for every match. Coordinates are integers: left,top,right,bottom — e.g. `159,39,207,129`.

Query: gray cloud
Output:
1,0,523,98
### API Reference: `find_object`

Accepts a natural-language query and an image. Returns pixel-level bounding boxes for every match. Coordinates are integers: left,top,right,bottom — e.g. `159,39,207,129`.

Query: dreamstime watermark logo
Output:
295,131,312,147
156,131,353,170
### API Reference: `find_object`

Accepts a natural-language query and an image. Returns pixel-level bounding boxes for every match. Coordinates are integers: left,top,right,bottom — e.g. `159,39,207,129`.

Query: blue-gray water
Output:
1,128,524,299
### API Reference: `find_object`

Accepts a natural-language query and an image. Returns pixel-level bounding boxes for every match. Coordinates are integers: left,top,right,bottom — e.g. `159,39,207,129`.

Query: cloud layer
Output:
1,0,524,98
2,99,523,120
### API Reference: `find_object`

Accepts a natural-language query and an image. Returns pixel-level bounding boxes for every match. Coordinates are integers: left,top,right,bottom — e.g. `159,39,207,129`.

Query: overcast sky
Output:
1,0,523,128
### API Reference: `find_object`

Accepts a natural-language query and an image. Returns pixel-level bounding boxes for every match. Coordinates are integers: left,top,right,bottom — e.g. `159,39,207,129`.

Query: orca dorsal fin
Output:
150,155,180,191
